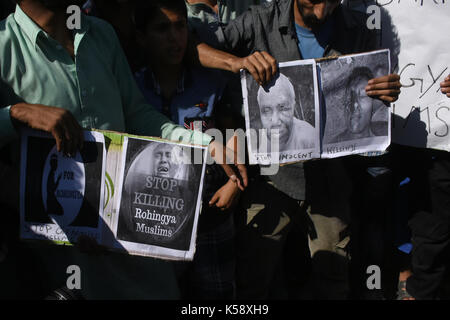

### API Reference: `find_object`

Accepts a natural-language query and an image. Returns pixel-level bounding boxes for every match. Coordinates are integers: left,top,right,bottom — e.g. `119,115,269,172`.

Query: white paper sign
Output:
344,0,450,151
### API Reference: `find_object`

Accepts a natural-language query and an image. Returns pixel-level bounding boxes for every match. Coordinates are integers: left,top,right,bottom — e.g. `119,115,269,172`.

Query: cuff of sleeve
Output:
0,106,18,143
192,130,213,146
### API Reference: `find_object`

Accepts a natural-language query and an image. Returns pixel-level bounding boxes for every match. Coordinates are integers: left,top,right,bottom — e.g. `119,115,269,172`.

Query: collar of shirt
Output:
143,67,193,97
14,4,90,52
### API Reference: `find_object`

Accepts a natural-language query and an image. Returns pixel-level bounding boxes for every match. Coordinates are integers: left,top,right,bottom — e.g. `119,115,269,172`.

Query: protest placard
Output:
20,129,207,261
241,49,391,164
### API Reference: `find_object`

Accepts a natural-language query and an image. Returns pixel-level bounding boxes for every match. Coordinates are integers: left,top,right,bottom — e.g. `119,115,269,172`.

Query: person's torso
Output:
238,0,376,62
0,9,127,132
235,0,377,200
134,66,225,130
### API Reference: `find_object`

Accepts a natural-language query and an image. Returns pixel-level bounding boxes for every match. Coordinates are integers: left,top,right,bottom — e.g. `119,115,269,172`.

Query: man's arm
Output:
9,103,84,156
195,41,277,86
189,8,277,86
0,72,84,155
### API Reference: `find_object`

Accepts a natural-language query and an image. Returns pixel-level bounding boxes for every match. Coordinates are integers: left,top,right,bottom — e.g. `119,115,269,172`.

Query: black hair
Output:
133,0,187,32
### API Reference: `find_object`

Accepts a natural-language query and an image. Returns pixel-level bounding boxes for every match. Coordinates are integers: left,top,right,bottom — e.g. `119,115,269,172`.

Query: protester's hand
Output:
208,140,248,191
10,103,84,156
440,74,450,98
209,178,241,211
230,51,277,86
366,74,402,103
76,235,108,256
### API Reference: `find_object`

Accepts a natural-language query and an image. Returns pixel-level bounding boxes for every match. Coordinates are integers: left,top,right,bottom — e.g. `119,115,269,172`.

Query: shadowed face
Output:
296,0,340,29
257,76,296,148
153,145,179,178
346,79,373,134
139,7,188,66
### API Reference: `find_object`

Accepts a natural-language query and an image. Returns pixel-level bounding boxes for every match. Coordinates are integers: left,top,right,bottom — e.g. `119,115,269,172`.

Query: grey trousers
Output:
235,170,350,300
235,156,392,300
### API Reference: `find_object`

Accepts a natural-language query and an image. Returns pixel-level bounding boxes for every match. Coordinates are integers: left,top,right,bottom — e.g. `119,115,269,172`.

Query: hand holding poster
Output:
20,130,106,244
20,129,207,261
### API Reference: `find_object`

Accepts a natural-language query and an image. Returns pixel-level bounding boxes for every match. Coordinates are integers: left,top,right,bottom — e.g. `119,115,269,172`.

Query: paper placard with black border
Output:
319,49,391,158
113,137,207,261
241,59,321,165
19,130,106,244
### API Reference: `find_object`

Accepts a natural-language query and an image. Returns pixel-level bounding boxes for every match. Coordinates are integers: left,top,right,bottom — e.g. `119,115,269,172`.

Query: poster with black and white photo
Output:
319,49,391,158
113,137,207,260
242,59,321,165
20,130,106,244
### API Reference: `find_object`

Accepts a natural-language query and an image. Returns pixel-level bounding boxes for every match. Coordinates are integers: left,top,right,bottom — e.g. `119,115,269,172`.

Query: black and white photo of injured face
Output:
345,67,375,138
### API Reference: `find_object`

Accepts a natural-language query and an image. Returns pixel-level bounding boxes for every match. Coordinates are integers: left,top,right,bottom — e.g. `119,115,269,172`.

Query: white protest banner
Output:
344,0,450,151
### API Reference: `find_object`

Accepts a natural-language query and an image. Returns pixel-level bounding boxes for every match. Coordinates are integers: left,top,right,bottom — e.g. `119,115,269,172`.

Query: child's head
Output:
134,0,188,66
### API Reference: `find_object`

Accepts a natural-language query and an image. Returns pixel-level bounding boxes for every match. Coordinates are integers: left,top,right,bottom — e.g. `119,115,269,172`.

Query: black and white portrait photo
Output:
242,60,320,164
115,137,206,259
19,130,106,244
319,49,391,157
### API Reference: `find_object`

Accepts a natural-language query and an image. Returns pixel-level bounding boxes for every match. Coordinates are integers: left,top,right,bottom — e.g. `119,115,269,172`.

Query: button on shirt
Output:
0,5,212,148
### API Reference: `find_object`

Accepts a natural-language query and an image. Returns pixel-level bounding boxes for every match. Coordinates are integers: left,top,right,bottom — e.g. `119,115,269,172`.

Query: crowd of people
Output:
0,0,449,300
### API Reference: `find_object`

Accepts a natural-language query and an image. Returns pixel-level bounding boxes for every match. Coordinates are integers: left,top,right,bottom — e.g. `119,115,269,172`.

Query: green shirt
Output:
0,5,212,148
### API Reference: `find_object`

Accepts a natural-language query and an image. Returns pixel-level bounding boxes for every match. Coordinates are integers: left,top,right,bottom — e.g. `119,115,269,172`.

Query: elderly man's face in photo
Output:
258,80,296,148
153,145,179,178
347,80,373,134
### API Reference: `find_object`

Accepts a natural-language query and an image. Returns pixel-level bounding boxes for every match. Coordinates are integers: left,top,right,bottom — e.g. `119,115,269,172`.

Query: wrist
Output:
227,55,241,74
227,178,241,191
10,102,31,118
9,103,29,129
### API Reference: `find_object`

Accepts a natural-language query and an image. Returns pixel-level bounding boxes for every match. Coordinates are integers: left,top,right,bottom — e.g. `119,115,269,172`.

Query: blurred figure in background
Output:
133,0,242,299
83,0,143,72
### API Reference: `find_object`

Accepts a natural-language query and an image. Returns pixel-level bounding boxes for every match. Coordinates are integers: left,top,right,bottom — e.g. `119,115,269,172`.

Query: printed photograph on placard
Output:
19,130,106,244
242,59,320,164
319,49,391,158
114,137,206,259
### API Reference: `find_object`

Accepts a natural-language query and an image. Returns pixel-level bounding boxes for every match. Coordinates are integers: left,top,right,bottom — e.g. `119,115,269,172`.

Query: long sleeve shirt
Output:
0,5,212,149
